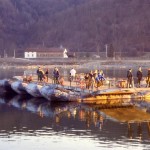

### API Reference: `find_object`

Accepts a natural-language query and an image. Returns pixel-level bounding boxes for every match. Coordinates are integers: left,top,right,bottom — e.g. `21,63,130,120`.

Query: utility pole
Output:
14,49,16,58
42,41,45,47
105,44,108,59
4,49,5,58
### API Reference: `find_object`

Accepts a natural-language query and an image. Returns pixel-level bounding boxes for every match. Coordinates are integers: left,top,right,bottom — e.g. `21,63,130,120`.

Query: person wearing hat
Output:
146,69,150,87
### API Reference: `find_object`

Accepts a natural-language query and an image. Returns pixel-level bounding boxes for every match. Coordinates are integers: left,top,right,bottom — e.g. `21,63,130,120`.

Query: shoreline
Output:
0,58,149,70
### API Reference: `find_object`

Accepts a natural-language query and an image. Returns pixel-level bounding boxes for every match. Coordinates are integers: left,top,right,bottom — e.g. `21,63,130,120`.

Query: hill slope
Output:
0,0,150,56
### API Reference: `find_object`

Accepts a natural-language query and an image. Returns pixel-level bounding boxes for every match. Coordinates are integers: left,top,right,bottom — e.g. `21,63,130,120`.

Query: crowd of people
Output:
36,66,64,85
35,66,150,89
83,70,105,89
36,67,106,89
127,67,150,88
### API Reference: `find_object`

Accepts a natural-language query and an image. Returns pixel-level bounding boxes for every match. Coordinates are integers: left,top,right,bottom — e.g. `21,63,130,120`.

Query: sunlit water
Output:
0,68,150,150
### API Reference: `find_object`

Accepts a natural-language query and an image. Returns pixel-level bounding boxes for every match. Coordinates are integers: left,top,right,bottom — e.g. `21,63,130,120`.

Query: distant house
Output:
24,47,64,58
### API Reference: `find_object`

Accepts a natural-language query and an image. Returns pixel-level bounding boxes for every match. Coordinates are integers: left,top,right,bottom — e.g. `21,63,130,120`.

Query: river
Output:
0,68,150,150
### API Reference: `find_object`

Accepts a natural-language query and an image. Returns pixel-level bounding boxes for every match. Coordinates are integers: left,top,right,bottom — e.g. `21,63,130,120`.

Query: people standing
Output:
127,69,134,88
39,67,45,82
84,73,90,89
88,70,94,90
37,67,40,81
70,68,76,81
45,68,49,82
53,67,59,84
146,69,150,87
98,70,105,86
137,67,142,87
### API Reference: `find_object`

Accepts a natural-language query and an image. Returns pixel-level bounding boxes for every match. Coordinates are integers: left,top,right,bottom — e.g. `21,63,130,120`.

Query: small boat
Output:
25,83,43,97
11,81,28,94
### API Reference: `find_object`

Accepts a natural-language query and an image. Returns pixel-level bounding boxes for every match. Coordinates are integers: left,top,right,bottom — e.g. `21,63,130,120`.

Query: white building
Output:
24,48,64,58
24,52,37,58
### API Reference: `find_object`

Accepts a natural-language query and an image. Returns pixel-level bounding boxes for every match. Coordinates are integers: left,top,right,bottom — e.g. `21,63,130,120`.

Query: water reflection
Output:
1,94,150,140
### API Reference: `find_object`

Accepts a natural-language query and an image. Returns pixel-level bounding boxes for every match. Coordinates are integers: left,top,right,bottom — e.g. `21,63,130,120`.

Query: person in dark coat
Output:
45,68,49,82
84,73,90,89
39,68,45,82
137,67,143,87
127,69,134,88
37,67,40,81
146,69,150,87
53,67,59,84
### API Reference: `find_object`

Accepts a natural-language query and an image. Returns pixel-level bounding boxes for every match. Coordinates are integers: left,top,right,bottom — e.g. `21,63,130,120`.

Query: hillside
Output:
0,0,150,57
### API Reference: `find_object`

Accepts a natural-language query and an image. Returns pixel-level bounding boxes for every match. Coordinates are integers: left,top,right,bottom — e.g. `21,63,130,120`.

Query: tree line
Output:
0,0,150,57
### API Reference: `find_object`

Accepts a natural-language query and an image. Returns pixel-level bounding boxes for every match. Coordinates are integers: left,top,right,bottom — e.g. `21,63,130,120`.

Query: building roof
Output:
25,47,64,53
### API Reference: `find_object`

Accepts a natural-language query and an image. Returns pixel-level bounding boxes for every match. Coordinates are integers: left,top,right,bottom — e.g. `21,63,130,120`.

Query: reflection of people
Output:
55,115,60,123
96,115,104,130
137,123,142,140
127,123,133,139
147,122,150,137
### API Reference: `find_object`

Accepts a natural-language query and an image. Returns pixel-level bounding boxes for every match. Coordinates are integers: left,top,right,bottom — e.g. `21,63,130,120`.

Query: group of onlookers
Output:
36,67,64,85
69,68,106,89
37,67,49,82
83,70,105,89
127,67,150,88
36,66,150,89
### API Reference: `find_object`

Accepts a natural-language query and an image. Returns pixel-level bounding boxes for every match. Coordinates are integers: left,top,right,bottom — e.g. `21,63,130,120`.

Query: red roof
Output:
25,47,64,53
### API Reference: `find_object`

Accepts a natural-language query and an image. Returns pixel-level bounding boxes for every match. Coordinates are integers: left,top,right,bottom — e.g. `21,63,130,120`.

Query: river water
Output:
0,68,150,150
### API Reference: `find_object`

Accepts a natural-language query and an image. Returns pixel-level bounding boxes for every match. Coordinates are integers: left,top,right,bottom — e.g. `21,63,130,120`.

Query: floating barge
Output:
0,77,150,103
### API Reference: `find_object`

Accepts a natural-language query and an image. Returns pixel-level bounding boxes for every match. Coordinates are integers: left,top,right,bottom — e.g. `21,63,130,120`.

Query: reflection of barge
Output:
2,94,150,125
1,94,150,141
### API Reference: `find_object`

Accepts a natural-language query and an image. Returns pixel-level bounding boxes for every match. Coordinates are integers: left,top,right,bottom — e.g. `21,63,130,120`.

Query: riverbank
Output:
0,57,150,70
0,57,149,74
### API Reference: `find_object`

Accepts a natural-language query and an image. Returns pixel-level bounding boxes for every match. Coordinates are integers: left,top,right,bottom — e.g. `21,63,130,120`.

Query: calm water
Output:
0,68,150,150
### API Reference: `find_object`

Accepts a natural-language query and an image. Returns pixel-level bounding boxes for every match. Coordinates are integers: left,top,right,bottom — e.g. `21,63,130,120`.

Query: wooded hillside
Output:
0,0,150,57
